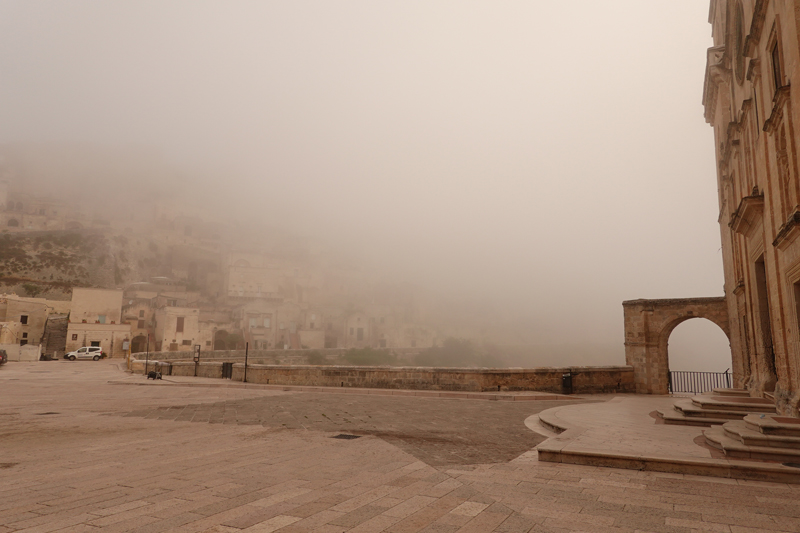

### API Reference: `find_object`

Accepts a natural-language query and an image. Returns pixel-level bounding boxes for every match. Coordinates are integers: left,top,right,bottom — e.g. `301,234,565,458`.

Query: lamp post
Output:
144,333,150,375
244,342,249,383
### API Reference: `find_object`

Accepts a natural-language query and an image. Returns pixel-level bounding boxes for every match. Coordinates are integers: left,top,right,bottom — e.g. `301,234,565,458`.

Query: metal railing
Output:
668,369,731,394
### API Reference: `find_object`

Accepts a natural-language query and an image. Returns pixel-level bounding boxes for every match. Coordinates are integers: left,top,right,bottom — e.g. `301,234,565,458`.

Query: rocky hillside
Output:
0,230,169,299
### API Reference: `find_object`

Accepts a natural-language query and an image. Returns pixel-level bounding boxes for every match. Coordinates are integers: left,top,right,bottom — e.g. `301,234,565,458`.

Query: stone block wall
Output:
129,358,635,394
623,297,729,394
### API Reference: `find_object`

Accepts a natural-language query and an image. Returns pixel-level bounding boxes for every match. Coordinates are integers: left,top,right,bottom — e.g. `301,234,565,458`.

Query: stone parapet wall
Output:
129,358,634,394
132,347,421,363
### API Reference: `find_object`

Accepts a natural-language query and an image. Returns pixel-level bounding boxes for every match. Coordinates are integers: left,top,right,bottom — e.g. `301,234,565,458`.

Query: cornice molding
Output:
763,85,791,134
703,46,730,124
746,57,760,81
744,0,769,57
773,209,800,250
730,194,765,237
732,279,746,296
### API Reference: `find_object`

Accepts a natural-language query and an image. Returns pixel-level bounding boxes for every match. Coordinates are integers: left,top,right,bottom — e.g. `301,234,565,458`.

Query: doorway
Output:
754,255,777,383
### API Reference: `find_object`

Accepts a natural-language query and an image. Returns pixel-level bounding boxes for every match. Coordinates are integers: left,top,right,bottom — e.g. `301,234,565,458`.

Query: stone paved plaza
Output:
2,362,800,532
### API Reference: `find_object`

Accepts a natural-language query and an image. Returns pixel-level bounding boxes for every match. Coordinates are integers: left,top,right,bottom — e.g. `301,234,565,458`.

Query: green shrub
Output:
21,283,43,298
306,351,327,365
414,338,479,367
342,348,397,366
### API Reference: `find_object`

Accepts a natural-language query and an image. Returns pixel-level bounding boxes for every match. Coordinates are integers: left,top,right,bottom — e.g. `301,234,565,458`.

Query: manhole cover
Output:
35,412,59,416
331,434,361,440
783,463,800,469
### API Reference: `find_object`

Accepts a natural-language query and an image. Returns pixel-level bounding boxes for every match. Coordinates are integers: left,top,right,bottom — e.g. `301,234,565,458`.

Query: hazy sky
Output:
0,1,730,368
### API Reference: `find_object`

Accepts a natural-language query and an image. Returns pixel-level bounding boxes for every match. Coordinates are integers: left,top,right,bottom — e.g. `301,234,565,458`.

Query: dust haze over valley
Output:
0,2,729,370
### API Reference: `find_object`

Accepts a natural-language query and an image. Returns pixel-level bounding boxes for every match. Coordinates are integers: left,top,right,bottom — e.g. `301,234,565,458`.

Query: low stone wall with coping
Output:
130,357,634,394
132,347,422,361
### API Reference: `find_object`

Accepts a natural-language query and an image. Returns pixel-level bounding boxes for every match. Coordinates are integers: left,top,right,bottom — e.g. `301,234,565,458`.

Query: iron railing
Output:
668,369,731,394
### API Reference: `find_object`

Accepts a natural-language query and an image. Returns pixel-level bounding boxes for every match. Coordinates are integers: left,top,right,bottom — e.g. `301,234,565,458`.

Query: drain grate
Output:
35,412,59,416
331,434,361,440
783,463,800,469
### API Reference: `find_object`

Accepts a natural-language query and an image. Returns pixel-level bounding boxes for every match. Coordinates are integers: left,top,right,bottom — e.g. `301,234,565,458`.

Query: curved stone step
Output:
673,399,752,420
712,387,750,397
722,421,800,449
657,409,730,427
704,427,800,462
691,395,776,413
744,413,800,437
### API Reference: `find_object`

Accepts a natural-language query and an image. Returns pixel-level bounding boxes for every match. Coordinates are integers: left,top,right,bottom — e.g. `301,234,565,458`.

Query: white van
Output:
64,346,106,361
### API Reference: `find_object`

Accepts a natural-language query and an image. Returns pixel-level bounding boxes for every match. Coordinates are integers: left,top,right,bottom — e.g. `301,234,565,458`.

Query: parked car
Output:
65,346,106,361
0,349,7,365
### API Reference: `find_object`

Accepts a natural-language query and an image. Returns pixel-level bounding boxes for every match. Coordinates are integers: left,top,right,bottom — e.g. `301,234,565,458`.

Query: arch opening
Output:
214,329,228,350
130,335,148,354
665,317,732,373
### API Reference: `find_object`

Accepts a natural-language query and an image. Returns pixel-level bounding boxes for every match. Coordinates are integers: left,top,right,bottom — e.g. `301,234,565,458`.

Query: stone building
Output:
153,306,203,352
0,294,70,346
65,288,130,357
703,0,800,415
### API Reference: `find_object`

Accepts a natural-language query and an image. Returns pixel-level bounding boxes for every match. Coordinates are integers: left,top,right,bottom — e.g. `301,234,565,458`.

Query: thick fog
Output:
0,2,728,368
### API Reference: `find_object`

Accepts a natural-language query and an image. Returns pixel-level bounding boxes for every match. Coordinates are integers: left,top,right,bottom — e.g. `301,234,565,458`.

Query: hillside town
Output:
0,153,442,360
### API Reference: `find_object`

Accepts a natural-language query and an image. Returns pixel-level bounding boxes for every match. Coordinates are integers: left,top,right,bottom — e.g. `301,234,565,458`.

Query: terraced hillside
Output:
0,230,210,299
0,231,114,298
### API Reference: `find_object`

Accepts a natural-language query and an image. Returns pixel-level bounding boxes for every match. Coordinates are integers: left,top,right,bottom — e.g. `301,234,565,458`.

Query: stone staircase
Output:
657,388,776,426
41,314,69,359
704,414,800,464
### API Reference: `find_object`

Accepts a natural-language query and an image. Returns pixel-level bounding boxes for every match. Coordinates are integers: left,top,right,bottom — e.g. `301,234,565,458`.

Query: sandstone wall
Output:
138,347,421,362
130,358,634,394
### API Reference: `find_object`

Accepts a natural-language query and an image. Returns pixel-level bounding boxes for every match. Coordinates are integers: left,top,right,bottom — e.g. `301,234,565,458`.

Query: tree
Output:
22,283,43,298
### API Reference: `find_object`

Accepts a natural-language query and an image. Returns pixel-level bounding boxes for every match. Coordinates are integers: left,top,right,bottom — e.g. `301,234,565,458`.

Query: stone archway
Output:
623,297,730,394
130,335,148,354
214,330,228,350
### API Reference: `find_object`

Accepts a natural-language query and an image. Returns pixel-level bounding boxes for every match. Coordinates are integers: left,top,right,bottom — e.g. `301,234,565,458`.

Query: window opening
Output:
772,42,783,91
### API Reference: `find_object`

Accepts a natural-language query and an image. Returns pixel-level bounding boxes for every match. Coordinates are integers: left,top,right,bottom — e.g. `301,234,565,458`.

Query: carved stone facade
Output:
704,0,800,415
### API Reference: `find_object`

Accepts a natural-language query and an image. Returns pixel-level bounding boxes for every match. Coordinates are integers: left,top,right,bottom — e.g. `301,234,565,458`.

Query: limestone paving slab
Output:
1,361,800,533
